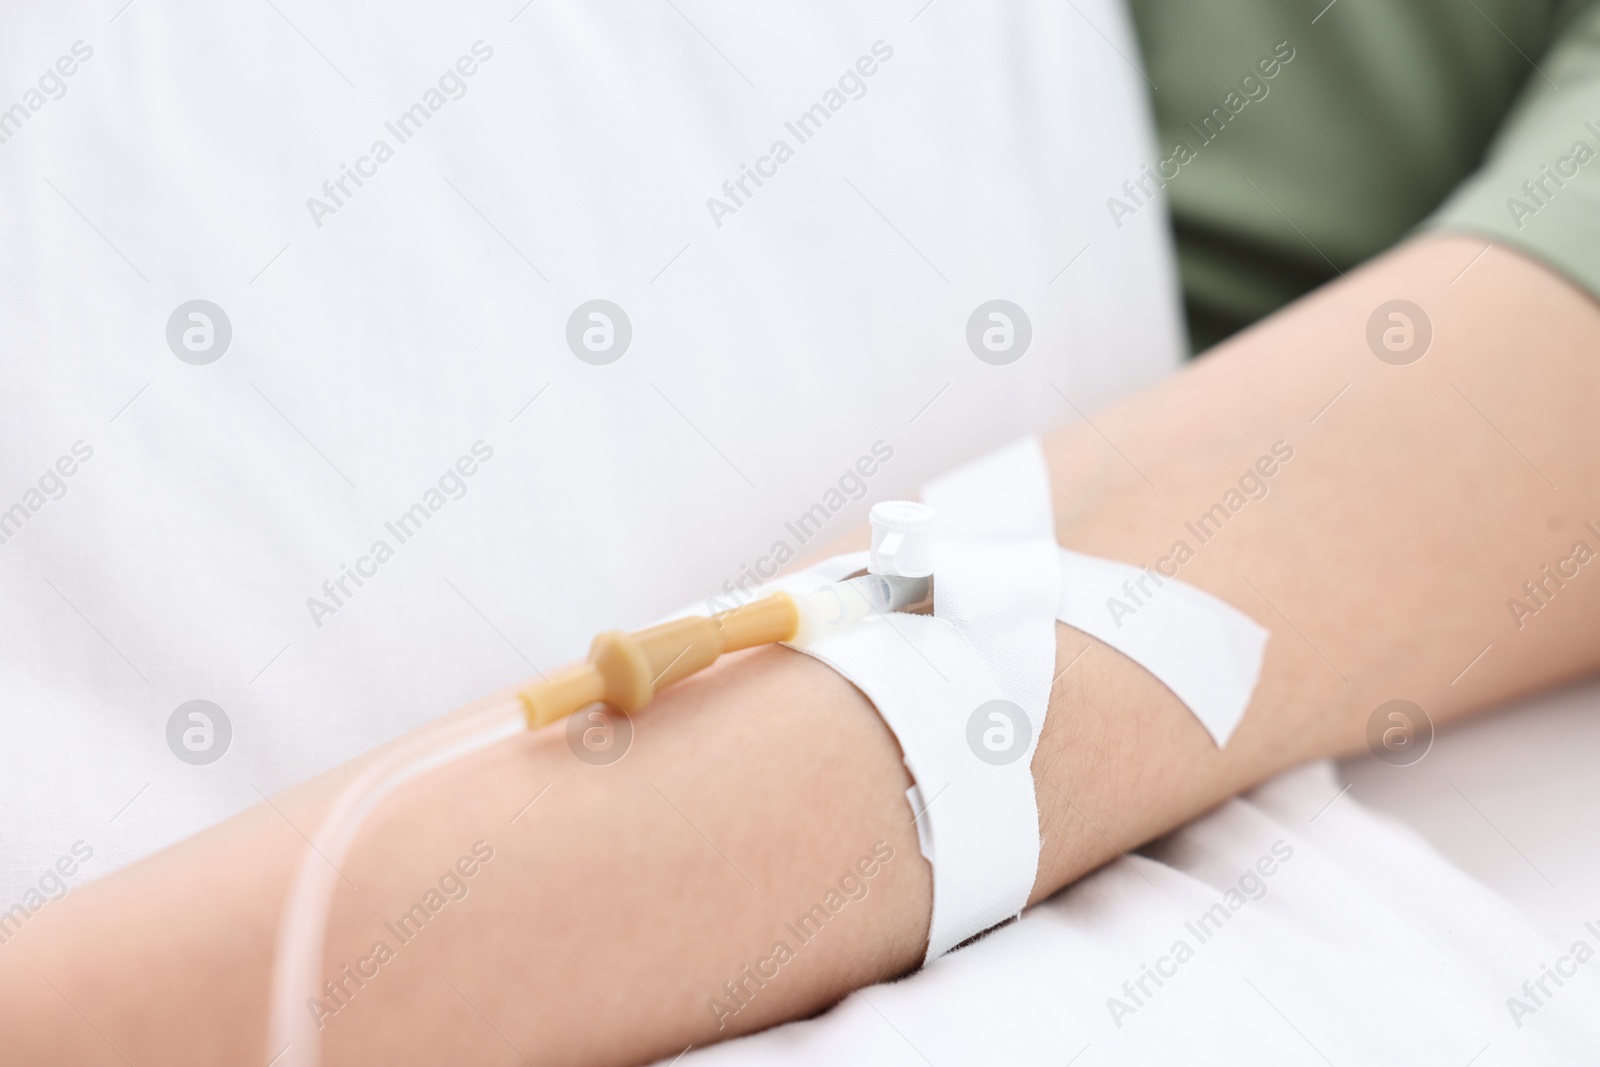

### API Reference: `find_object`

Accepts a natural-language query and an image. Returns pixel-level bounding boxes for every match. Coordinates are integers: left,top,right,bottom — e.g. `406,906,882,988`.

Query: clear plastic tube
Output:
266,577,928,1063
267,701,525,1067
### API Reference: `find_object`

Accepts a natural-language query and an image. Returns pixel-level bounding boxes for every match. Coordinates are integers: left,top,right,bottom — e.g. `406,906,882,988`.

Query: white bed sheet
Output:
678,730,1600,1067
1341,674,1600,943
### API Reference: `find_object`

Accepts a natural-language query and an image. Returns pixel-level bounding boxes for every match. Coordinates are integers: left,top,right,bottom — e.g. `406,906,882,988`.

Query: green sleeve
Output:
1427,4,1600,298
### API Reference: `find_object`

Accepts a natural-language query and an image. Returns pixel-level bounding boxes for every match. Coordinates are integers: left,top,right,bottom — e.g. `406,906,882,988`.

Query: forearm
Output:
4,234,1598,1066
1032,233,1600,896
1048,232,1600,748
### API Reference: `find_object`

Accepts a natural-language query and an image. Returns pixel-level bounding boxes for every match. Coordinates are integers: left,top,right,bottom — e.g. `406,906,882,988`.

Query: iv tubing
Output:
268,703,524,1067
266,581,924,1065
518,590,803,727
520,578,929,728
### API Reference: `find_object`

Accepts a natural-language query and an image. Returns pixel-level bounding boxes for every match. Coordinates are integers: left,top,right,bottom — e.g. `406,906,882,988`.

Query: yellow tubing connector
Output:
519,591,801,729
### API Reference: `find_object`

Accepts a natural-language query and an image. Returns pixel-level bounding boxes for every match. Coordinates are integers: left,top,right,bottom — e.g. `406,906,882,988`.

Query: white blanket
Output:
678,758,1600,1066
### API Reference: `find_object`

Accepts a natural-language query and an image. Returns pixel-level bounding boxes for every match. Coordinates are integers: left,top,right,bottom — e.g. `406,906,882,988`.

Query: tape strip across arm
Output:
914,436,1267,754
730,438,1267,963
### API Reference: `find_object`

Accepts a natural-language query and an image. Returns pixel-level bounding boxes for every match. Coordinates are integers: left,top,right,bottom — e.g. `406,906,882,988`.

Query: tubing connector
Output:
520,591,802,728
520,501,940,730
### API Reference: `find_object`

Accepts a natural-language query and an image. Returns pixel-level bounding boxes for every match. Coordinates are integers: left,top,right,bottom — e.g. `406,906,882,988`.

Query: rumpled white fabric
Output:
671,760,1600,1066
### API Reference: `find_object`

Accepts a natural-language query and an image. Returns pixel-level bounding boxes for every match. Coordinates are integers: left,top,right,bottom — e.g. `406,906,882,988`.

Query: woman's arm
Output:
3,234,1598,1066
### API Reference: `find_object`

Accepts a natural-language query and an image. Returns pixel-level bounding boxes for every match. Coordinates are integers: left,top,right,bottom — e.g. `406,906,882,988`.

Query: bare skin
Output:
2,234,1598,1066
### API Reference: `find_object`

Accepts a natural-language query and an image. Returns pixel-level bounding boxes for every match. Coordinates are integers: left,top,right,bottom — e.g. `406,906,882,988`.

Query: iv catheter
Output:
523,499,937,727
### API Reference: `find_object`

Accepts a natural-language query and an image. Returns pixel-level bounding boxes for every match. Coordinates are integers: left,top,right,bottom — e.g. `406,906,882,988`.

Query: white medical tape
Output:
920,437,1062,764
731,441,1061,961
1054,547,1267,746
674,554,1032,961
775,567,1039,962
674,437,1268,963
916,434,1267,748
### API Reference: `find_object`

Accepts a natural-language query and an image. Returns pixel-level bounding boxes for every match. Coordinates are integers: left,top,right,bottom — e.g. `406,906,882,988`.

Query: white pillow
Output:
0,0,1181,894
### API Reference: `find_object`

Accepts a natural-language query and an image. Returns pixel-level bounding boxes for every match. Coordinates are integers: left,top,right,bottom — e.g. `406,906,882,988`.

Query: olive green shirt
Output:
1128,0,1600,351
